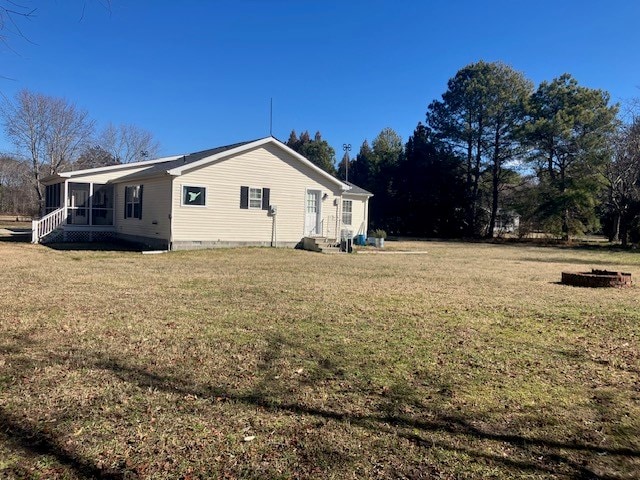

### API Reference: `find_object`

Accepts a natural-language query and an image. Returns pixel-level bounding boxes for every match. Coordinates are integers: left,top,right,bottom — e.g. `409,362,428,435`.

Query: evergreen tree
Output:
526,74,618,239
336,151,350,181
285,129,336,175
426,61,532,236
369,127,403,231
350,140,374,191
75,145,119,170
397,123,465,236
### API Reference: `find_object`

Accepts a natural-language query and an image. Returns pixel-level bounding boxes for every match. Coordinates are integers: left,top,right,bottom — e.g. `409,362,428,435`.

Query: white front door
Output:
305,190,321,236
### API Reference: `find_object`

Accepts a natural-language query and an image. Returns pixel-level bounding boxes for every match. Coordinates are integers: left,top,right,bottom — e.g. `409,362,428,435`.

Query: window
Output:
342,200,352,225
249,187,262,209
240,186,270,210
125,185,143,219
307,191,318,213
182,185,206,206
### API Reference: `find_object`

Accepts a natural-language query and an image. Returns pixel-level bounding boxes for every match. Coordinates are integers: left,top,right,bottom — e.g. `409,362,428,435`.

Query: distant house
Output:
494,209,520,235
33,137,372,250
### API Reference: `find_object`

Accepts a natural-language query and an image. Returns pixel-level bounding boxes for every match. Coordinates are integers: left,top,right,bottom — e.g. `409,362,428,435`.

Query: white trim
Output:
180,184,208,208
41,155,183,182
304,188,322,237
248,186,263,210
169,178,175,250
167,137,349,190
342,199,353,226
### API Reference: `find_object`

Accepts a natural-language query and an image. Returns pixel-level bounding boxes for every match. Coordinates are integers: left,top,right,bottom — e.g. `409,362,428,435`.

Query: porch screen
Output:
45,183,62,214
92,185,114,225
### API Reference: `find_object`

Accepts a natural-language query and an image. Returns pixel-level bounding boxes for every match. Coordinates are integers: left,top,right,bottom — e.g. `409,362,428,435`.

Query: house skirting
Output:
115,233,169,250
170,240,299,251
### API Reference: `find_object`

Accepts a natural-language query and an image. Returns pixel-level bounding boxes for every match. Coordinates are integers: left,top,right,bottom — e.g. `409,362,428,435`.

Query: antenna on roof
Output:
269,98,273,137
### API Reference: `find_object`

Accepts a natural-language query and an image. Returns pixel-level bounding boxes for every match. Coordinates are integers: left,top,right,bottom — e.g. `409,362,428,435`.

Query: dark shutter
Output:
138,185,144,219
124,186,129,218
262,188,270,210
240,186,249,209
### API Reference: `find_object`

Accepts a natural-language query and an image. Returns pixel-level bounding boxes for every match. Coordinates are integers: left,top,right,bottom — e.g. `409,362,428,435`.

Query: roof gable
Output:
45,137,353,191
166,137,348,190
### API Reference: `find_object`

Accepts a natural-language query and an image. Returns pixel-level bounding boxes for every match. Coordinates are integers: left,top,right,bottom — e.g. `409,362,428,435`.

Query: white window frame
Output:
249,186,262,209
181,184,207,207
342,199,353,225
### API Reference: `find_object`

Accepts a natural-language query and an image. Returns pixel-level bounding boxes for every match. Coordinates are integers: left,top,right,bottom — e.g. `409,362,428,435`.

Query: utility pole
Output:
342,143,351,182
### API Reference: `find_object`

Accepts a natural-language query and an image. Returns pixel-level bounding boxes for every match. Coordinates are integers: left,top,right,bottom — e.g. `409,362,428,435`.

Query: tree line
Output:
2,62,638,245
0,89,159,215
292,61,637,244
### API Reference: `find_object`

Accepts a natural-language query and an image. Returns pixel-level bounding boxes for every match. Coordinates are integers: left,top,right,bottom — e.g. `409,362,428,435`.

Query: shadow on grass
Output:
0,407,130,479
2,333,637,479
90,351,635,480
43,241,148,252
0,228,31,243
522,256,634,267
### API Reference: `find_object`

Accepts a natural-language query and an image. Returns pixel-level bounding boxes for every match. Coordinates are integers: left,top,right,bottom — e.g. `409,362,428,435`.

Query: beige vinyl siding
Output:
172,144,343,243
115,176,172,240
342,194,369,236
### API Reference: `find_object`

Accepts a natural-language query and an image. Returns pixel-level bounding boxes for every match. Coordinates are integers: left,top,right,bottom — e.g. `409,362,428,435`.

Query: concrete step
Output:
319,247,342,254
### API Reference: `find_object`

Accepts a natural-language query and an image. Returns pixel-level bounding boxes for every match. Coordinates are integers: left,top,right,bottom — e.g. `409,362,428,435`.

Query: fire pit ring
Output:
561,269,632,288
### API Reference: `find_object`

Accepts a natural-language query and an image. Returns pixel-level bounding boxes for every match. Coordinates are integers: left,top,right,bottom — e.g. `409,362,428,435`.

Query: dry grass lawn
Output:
0,239,639,479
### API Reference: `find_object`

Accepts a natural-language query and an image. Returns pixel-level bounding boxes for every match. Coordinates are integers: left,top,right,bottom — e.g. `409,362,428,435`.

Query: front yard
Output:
0,240,638,478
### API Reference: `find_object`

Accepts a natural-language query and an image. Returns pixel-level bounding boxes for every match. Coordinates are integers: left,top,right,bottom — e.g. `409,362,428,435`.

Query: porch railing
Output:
325,215,337,239
32,206,67,243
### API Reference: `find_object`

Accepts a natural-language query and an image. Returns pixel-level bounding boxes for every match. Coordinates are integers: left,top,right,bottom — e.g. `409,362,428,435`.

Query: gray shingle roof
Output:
110,139,259,183
344,181,373,196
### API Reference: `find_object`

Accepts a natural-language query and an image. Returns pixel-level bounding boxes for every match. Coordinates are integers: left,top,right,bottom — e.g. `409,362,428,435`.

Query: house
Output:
494,209,520,235
33,137,373,250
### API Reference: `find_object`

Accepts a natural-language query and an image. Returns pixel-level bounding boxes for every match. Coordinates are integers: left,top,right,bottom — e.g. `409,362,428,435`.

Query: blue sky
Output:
1,0,639,158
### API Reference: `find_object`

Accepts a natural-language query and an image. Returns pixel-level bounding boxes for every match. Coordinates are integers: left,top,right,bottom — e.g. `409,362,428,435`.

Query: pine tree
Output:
526,74,618,239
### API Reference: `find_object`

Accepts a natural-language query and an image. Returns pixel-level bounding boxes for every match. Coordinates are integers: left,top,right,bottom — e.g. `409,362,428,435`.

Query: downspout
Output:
364,197,370,237
63,179,69,241
169,176,175,250
336,191,341,240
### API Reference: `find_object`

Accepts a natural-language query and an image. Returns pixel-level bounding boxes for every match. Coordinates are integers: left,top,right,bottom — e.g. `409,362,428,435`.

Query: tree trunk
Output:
464,121,474,236
488,128,501,239
470,115,483,236
562,209,570,241
611,213,621,243
620,219,629,248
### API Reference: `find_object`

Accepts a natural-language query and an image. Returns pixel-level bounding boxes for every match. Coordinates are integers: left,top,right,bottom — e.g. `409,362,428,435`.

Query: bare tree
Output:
0,154,36,214
0,1,36,54
605,118,640,245
0,89,94,212
98,123,160,164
